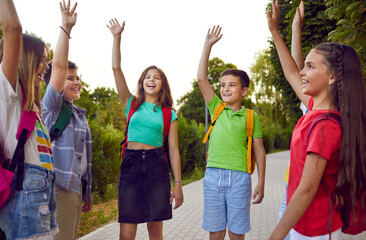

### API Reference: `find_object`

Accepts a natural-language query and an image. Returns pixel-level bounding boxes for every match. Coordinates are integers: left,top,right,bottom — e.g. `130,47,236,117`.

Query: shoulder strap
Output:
306,113,341,146
121,100,137,161
202,102,226,144
16,88,37,140
49,100,73,142
162,106,171,141
9,87,37,191
162,106,172,164
306,113,341,240
246,109,255,174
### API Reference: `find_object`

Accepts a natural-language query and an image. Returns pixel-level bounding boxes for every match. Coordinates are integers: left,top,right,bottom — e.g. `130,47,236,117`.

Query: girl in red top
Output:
267,0,366,239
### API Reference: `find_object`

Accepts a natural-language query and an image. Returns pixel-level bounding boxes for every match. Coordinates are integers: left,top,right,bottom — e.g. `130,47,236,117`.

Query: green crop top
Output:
124,95,178,147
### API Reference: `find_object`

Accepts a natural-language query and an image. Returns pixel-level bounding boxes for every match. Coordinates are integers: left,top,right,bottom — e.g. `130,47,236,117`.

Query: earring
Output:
329,82,332,86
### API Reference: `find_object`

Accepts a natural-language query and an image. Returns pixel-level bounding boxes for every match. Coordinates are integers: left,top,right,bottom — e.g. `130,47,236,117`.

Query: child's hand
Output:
252,182,264,204
292,1,304,31
60,0,77,30
107,18,125,37
266,0,280,33
170,184,183,210
205,25,222,46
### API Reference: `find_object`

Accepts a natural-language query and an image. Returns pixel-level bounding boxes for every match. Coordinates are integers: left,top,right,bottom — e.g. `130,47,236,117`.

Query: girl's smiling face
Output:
143,69,162,98
301,49,334,97
35,47,49,87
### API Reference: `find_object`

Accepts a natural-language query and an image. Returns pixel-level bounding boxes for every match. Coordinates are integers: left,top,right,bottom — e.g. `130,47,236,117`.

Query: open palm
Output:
60,0,77,28
107,18,125,37
205,25,222,46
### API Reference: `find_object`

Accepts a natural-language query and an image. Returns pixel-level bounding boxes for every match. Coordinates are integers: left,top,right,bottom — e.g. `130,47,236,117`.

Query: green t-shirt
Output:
125,95,178,147
206,94,262,172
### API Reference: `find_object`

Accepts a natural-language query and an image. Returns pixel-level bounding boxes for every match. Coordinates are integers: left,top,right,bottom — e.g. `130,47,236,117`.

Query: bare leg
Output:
210,230,226,240
228,230,245,240
119,223,137,240
147,221,163,240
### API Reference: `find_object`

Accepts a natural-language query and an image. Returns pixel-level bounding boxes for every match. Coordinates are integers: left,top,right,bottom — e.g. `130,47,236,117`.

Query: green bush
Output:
178,114,206,176
273,128,293,149
262,128,274,153
89,121,123,200
262,126,293,153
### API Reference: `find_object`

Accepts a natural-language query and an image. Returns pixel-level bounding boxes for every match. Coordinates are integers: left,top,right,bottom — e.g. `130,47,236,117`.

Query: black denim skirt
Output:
118,147,172,223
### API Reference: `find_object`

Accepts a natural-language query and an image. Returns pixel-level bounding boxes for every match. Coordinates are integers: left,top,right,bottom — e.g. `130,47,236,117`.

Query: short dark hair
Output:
43,60,78,87
221,69,250,88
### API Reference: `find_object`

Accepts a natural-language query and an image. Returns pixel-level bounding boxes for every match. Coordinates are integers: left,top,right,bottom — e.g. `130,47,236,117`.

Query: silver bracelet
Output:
174,180,183,184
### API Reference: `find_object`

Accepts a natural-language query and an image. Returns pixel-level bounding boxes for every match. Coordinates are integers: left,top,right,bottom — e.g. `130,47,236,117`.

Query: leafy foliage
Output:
89,122,123,197
325,0,366,77
177,114,206,175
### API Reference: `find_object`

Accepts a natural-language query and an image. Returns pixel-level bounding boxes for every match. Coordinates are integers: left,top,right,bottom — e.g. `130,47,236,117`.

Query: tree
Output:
177,57,254,124
325,0,366,78
267,0,337,126
250,50,288,129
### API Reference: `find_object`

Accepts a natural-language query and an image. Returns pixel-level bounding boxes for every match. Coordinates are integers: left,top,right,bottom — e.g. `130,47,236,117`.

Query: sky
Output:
13,0,272,107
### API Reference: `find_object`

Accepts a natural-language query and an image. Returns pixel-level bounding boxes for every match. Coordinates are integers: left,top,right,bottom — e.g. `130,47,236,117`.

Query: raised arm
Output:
267,0,310,106
197,26,222,103
50,0,77,94
107,19,130,109
291,0,304,71
0,0,22,90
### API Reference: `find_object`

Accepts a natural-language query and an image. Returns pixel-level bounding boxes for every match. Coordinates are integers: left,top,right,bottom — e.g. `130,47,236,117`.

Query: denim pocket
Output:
24,174,49,193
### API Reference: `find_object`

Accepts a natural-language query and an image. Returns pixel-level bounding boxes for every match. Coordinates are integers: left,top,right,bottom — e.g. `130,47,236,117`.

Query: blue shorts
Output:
202,168,251,234
0,164,58,239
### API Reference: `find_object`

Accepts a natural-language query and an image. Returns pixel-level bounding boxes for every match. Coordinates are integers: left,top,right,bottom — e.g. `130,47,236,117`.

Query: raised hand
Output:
267,0,280,33
107,18,125,37
292,0,304,31
205,25,222,46
60,0,77,30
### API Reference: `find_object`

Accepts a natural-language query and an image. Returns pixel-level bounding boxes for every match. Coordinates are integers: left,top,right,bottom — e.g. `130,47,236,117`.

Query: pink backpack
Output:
0,88,36,210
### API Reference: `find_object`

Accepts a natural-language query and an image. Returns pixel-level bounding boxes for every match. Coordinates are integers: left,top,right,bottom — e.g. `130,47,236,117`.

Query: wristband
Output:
60,26,71,39
174,181,183,184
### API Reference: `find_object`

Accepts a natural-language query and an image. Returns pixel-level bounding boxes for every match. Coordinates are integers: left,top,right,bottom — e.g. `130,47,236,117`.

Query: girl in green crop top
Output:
107,18,183,240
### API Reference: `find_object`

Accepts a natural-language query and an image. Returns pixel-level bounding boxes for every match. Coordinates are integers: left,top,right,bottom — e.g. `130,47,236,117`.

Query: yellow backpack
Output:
202,102,256,174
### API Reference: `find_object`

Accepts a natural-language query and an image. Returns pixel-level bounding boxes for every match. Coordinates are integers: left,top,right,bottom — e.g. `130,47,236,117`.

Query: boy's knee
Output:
210,230,226,240
228,230,245,240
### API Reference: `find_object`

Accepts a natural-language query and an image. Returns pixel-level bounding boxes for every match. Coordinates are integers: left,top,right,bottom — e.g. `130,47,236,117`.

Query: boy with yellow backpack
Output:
197,25,266,240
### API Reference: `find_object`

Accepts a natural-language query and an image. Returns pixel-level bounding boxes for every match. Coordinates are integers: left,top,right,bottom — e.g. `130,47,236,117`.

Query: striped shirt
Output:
41,86,92,202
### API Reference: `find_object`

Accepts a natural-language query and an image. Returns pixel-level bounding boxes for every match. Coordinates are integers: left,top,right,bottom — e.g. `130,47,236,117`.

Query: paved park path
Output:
78,151,366,240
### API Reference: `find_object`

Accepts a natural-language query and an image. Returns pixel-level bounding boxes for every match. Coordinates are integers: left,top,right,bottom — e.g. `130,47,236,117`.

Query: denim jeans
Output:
0,164,57,240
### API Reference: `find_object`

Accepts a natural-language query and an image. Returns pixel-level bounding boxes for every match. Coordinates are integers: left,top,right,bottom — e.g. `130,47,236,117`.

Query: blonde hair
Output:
0,34,47,112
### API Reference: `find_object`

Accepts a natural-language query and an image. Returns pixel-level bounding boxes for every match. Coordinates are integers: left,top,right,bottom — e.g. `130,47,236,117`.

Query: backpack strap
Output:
9,87,37,191
246,109,255,174
120,100,137,162
306,113,341,240
162,106,172,164
49,100,73,142
202,102,226,144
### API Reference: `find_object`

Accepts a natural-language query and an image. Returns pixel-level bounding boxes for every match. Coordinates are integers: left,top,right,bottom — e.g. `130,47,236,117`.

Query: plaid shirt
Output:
41,86,92,202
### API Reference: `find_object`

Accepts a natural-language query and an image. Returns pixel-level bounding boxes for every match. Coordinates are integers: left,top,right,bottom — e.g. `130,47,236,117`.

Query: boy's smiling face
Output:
220,74,248,107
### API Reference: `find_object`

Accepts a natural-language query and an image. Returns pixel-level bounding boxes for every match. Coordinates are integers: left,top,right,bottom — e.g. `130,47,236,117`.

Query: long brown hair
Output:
0,34,47,112
133,65,174,111
315,43,366,226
